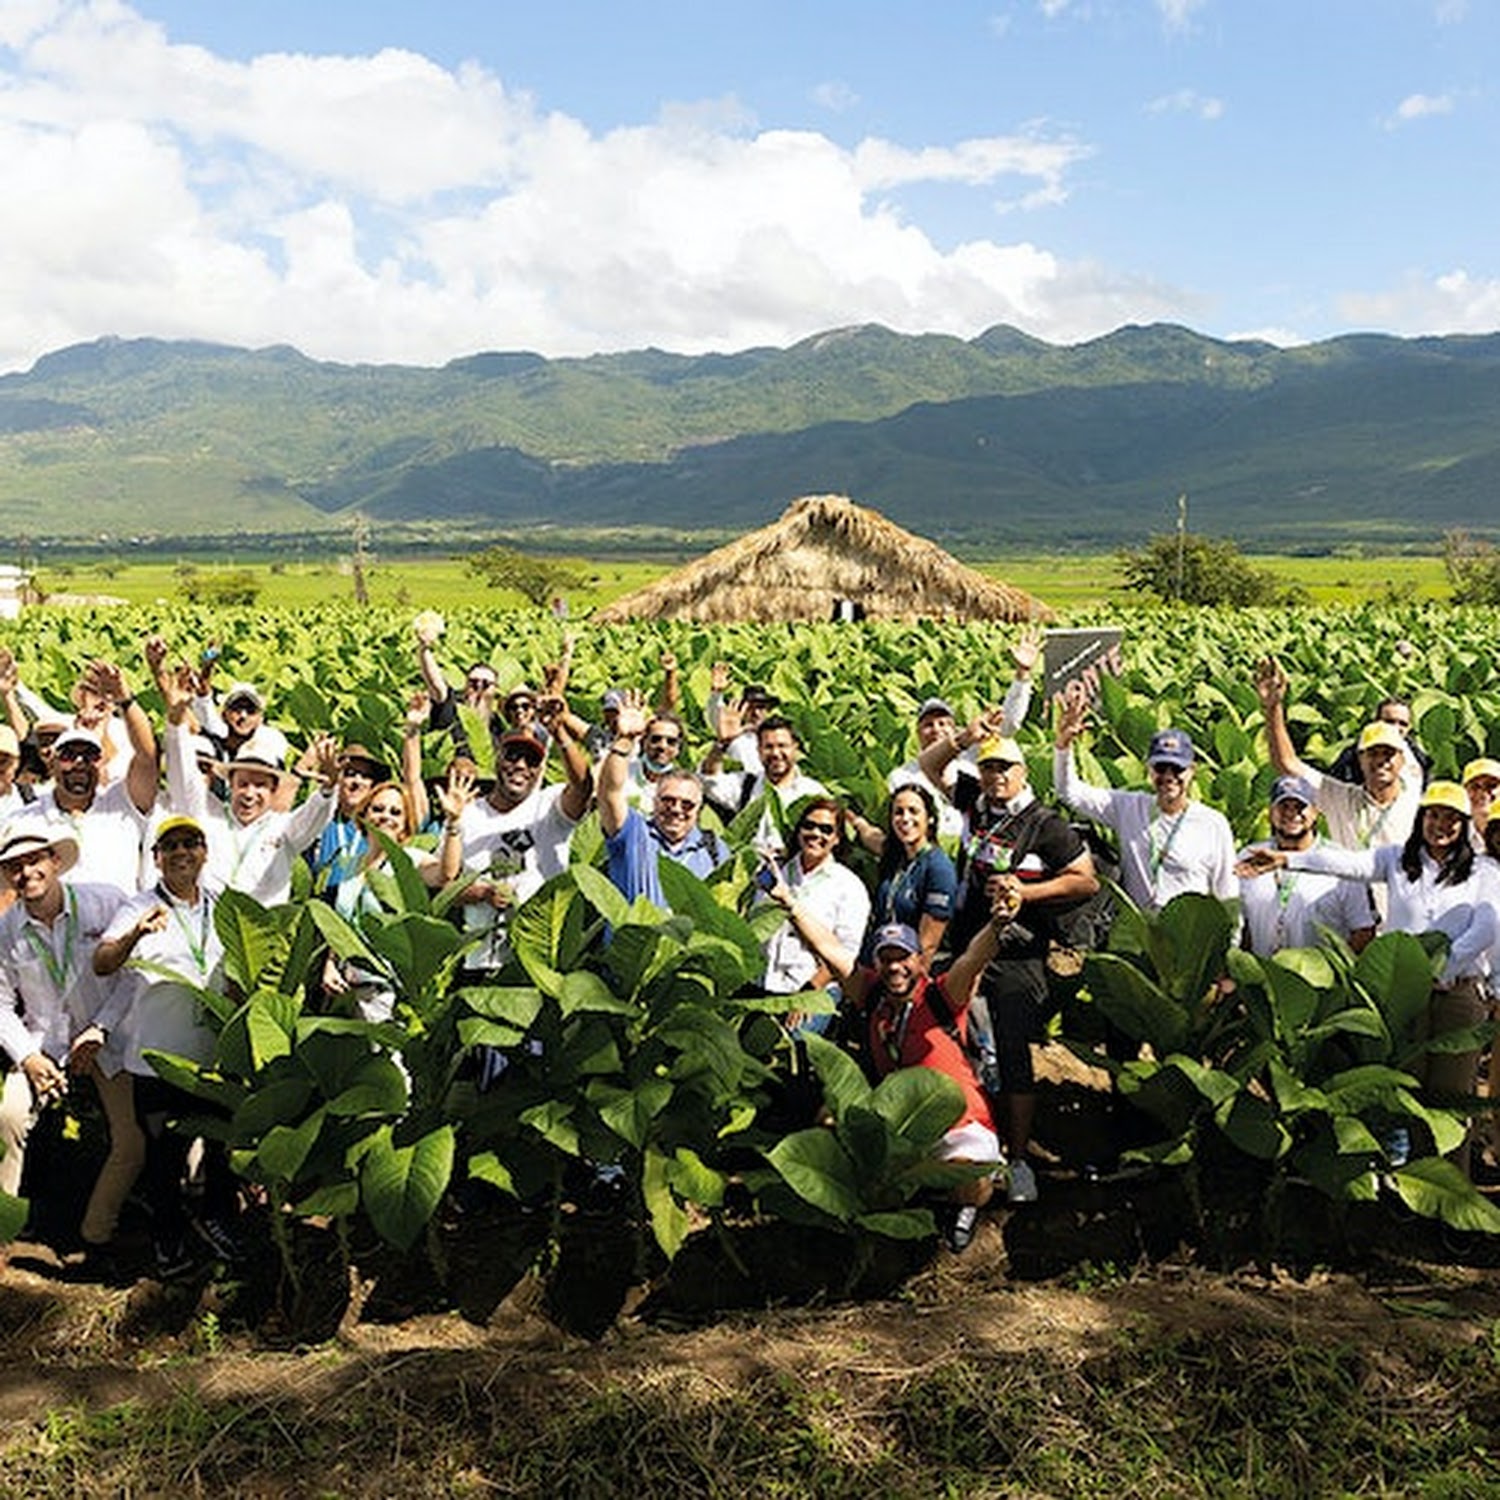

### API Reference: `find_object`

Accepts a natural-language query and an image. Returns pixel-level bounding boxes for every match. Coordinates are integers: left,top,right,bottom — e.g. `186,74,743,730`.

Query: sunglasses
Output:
646,732,681,746
57,745,102,764
158,834,206,852
655,794,700,812
800,820,838,836
468,676,498,690
500,747,541,766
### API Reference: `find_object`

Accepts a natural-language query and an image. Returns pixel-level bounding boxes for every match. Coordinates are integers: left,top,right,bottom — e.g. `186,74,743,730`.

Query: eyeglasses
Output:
655,794,699,812
57,746,102,764
468,676,498,690
223,699,259,714
500,747,541,766
157,834,206,852
800,821,838,836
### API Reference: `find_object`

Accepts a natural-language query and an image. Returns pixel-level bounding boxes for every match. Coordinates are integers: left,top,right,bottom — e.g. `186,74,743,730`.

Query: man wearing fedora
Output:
0,822,138,1259
159,666,340,907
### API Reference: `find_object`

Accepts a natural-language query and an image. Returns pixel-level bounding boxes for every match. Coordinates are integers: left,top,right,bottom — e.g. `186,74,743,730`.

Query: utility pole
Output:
1174,493,1188,603
351,512,370,606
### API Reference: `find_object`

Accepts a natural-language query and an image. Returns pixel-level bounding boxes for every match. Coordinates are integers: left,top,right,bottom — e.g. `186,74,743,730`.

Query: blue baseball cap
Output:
870,923,922,958
1270,774,1318,807
1147,728,1195,769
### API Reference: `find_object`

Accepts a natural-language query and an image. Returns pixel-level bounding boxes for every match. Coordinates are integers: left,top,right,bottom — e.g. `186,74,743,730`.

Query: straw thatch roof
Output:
594,494,1053,624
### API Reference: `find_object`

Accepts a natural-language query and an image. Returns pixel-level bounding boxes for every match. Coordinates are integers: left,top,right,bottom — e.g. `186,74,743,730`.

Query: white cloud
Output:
1156,0,1206,31
1434,0,1467,23
1387,92,1454,127
1145,88,1225,121
0,0,1155,371
810,80,858,113
1338,269,1500,334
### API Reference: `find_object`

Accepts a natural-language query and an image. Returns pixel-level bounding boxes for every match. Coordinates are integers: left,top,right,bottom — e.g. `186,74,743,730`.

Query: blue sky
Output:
0,0,1494,372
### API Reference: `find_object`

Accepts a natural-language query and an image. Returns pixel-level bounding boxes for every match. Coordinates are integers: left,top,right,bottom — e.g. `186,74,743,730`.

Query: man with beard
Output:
11,659,158,896
841,902,1016,1252
0,823,136,1263
454,699,593,975
929,735,1098,1203
701,714,825,860
1237,776,1377,957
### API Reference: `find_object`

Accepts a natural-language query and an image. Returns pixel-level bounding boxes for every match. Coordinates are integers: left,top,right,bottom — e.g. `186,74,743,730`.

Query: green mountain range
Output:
1,322,1496,546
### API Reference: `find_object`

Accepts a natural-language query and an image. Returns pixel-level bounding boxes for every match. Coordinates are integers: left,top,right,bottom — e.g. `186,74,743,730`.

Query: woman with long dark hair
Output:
850,782,958,964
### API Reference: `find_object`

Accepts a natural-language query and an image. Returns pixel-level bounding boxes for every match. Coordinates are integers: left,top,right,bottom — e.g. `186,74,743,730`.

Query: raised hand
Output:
614,687,649,741
1011,627,1043,677
1253,656,1288,711
1054,680,1089,747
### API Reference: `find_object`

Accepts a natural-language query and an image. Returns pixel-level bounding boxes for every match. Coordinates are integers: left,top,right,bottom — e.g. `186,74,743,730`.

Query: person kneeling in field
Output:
840,908,1013,1253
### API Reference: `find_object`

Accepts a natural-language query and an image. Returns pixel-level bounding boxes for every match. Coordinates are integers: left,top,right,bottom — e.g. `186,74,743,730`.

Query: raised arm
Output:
401,689,431,829
597,690,647,838
998,627,1041,734
1254,655,1315,783
415,615,451,707
656,650,681,715
1050,683,1118,824
537,694,593,822
431,761,476,886
0,647,28,745
85,657,157,814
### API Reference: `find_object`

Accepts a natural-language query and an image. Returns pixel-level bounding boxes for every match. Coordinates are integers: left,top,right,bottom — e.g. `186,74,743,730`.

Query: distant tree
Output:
1443,528,1500,605
465,545,584,608
180,568,260,607
1119,532,1300,606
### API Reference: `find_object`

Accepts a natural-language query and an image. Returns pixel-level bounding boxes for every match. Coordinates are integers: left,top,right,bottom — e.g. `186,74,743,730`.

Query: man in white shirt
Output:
1238,776,1378,957
11,660,158,895
702,715,826,859
0,823,137,1256
1053,696,1236,912
161,666,339,907
456,713,593,975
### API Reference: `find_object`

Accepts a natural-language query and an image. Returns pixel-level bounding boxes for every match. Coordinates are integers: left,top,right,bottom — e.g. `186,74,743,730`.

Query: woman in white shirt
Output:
1239,781,1496,1175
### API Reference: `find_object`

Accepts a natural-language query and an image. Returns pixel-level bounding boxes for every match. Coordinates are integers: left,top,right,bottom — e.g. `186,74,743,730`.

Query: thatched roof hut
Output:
594,494,1052,624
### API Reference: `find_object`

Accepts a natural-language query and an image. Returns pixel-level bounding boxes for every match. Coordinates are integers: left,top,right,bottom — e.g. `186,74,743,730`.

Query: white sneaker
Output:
1007,1159,1038,1203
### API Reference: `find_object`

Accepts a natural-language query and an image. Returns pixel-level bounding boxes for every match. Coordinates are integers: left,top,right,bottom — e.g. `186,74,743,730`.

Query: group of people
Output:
0,622,1495,1277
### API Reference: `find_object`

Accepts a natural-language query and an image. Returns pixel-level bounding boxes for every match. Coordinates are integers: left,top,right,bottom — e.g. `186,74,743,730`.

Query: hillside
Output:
0,324,1496,544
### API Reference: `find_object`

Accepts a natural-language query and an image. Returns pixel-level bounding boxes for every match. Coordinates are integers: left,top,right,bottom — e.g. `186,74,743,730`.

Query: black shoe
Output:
944,1204,980,1253
191,1215,245,1264
153,1237,199,1281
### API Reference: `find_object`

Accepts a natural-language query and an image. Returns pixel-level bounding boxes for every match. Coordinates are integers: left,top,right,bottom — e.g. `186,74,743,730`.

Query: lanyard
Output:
1148,809,1188,885
23,887,78,994
157,882,213,977
1361,798,1397,849
875,996,913,1068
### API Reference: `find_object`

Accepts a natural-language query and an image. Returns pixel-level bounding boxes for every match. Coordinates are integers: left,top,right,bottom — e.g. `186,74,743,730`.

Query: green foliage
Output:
755,1035,990,1256
178,568,261,606
1443,527,1500,604
1118,531,1300,606
464,545,584,607
1072,894,1500,1238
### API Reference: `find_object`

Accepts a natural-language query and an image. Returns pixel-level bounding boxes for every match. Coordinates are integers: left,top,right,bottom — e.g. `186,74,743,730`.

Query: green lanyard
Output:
24,888,78,994
1148,810,1187,886
158,883,213,977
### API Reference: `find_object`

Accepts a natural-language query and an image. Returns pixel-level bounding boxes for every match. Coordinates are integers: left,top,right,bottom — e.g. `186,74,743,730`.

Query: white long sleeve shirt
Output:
1285,841,1498,983
1053,747,1237,912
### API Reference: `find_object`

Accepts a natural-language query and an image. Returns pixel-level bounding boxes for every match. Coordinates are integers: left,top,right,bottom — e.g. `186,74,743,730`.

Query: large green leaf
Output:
1083,952,1188,1053
215,888,290,994
870,1067,968,1152
0,1186,28,1243
326,1056,409,1117
765,1128,862,1222
643,1145,691,1259
1389,1157,1500,1234
1354,932,1440,1048
801,1031,872,1119
365,914,466,998
361,1124,455,1251
255,1108,326,1184
591,1078,674,1150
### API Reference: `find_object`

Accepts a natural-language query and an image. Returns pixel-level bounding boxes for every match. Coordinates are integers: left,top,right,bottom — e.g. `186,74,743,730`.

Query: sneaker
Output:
153,1237,199,1281
1007,1160,1039,1204
944,1204,980,1253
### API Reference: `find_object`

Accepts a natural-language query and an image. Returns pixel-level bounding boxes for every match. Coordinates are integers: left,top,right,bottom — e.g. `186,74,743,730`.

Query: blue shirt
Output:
605,808,725,907
862,843,958,963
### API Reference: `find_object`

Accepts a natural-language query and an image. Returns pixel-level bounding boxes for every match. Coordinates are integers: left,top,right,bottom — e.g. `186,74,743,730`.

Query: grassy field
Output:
30,548,1453,613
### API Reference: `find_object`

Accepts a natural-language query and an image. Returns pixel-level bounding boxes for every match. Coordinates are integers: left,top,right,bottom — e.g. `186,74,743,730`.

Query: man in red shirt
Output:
843,909,1009,1250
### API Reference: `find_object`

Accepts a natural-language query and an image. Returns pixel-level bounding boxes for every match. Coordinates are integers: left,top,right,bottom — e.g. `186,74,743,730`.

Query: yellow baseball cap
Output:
1420,781,1469,816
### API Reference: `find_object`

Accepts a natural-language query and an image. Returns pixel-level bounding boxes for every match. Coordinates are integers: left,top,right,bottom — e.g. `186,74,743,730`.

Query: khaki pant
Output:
1421,977,1487,1178
0,1063,146,1245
